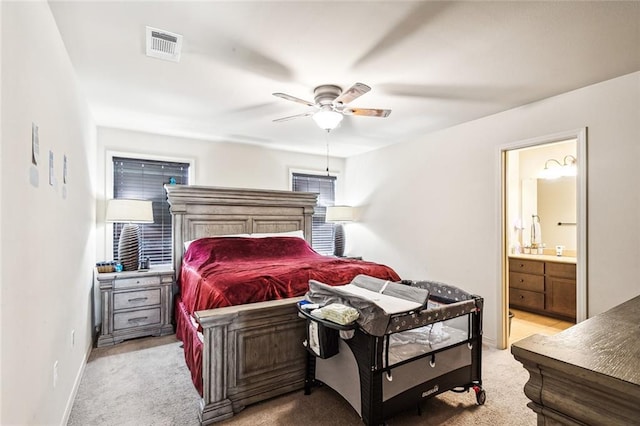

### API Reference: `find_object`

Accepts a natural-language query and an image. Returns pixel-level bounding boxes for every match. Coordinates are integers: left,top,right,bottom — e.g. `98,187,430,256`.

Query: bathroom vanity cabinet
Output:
509,256,576,320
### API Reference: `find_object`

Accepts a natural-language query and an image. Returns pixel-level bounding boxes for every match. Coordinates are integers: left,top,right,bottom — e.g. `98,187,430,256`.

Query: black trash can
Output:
508,310,515,336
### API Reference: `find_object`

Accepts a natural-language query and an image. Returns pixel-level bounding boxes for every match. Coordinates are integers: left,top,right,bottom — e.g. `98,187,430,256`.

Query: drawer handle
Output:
519,264,525,268
520,295,525,299
128,316,148,323
519,279,524,283
128,297,148,303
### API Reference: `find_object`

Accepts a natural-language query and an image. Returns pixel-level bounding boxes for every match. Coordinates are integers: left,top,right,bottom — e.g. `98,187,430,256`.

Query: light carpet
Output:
68,335,535,425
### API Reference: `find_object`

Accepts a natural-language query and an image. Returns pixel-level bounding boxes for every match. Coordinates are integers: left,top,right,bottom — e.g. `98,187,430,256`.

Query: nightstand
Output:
336,255,363,260
96,264,174,347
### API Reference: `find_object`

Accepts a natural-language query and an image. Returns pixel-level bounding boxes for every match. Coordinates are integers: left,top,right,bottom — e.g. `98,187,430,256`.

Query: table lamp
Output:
325,205,354,257
106,199,154,271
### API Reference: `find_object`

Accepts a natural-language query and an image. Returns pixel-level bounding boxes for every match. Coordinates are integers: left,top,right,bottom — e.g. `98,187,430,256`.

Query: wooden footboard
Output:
195,298,307,425
165,185,318,424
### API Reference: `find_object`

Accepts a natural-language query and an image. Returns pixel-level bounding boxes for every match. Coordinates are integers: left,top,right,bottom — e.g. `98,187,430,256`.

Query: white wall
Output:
345,72,640,344
1,2,96,424
95,127,345,261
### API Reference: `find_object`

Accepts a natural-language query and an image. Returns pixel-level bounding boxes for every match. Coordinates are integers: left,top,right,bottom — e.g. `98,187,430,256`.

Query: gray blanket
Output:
306,275,429,336
350,275,429,308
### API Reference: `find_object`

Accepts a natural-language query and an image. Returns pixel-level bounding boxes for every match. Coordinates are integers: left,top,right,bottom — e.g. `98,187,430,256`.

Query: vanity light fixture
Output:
540,155,577,180
562,155,577,177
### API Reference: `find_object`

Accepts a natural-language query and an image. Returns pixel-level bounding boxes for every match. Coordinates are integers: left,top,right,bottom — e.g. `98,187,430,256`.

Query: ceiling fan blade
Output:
334,82,371,105
272,112,314,122
343,108,391,118
272,92,315,107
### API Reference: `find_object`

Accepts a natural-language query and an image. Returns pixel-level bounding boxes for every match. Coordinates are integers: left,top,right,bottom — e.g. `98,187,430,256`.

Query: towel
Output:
531,221,542,245
319,303,359,325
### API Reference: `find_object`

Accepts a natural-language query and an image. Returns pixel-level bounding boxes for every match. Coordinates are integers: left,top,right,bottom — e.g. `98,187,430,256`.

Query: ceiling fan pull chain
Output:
325,132,330,176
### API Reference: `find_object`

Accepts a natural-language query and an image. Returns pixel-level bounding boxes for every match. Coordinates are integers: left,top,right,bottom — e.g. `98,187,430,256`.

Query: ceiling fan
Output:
272,82,391,131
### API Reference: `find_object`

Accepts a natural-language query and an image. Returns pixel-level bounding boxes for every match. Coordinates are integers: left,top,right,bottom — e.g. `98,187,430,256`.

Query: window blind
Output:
113,157,189,265
292,173,336,255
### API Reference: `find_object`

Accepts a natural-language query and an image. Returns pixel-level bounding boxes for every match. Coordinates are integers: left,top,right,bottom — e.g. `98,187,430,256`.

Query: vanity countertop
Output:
509,253,576,264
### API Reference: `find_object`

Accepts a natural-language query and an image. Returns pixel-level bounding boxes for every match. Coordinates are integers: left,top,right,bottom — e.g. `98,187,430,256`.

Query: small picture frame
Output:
49,150,54,186
63,154,68,184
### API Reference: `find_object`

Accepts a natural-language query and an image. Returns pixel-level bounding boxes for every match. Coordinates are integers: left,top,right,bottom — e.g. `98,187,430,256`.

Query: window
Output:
113,157,189,265
292,173,336,255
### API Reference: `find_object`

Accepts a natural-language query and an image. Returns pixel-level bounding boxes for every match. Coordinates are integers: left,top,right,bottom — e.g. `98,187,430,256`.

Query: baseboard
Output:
483,336,497,348
60,341,92,426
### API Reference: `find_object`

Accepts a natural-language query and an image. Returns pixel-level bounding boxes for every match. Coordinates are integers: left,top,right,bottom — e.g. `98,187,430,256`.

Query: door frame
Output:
498,128,587,349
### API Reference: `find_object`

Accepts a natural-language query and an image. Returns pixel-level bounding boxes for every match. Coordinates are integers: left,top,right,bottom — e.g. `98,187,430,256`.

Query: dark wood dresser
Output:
511,295,640,425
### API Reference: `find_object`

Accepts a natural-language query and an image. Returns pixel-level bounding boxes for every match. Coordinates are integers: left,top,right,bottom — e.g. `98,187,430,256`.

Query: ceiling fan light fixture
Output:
313,109,343,131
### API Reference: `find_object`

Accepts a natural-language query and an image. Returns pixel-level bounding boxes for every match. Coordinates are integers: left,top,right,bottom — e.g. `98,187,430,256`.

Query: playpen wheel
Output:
474,387,486,405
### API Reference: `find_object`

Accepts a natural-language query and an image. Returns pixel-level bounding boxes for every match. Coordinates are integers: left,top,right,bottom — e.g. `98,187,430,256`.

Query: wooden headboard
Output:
164,185,317,275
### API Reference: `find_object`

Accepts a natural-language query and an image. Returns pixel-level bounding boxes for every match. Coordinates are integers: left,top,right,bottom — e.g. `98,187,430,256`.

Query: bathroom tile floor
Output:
509,308,574,346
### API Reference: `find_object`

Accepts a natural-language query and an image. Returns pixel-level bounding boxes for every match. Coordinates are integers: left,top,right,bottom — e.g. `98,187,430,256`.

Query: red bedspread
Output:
179,236,400,314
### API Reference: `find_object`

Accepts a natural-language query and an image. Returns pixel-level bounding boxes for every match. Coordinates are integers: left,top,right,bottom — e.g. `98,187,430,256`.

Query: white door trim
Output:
497,128,587,349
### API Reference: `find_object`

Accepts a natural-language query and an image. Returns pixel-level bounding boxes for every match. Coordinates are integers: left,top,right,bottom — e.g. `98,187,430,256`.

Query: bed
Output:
301,275,485,425
165,185,400,424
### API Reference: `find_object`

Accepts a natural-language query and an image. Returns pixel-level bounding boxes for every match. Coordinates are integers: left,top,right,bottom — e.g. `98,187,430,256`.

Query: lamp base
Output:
118,223,140,271
333,223,345,257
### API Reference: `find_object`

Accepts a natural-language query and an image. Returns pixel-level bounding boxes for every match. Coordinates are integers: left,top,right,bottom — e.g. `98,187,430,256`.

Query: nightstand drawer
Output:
113,275,160,289
113,308,161,331
114,289,160,310
509,272,544,292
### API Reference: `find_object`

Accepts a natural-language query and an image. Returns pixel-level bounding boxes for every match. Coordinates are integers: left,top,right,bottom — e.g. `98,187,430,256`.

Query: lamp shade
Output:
326,206,354,223
105,199,154,223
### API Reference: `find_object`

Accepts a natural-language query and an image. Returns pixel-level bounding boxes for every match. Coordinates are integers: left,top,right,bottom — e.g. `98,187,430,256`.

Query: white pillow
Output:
250,230,305,239
183,234,251,250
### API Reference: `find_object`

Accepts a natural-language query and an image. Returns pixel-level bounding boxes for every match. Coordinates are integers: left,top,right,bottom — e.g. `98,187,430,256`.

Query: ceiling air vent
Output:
146,26,182,62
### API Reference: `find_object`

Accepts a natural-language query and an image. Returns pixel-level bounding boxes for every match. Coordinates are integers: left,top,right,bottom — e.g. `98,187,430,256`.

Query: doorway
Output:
499,129,587,349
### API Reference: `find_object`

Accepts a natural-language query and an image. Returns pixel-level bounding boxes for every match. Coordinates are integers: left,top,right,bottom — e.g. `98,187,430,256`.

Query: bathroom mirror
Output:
537,176,576,251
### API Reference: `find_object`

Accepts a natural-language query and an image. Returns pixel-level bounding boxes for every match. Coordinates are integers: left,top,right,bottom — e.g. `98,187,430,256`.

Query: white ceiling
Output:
48,1,640,157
